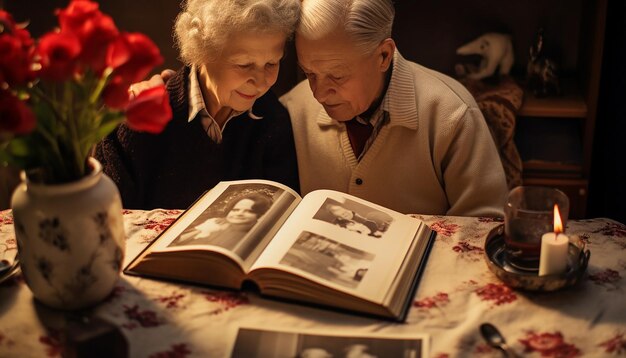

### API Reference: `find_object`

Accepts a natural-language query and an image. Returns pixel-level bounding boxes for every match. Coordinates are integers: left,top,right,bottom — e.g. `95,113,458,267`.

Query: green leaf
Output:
7,137,31,157
93,119,122,143
92,112,123,142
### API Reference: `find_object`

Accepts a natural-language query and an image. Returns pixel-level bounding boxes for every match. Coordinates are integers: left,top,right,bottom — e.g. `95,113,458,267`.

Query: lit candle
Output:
539,204,570,276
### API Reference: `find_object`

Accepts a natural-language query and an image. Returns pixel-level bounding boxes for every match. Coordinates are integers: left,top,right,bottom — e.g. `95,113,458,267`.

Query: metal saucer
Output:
0,256,20,284
484,234,590,292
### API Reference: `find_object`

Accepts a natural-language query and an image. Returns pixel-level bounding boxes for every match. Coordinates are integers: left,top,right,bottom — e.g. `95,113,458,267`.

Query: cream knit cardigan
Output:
280,51,508,217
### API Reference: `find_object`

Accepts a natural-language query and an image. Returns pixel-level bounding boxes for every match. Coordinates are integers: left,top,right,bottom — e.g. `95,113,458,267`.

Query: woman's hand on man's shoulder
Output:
128,69,175,99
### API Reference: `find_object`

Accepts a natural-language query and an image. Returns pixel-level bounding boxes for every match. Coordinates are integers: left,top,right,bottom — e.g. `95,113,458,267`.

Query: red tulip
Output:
0,10,17,30
106,32,163,84
37,32,82,82
0,89,36,134
0,21,36,86
125,84,172,134
75,13,119,73
101,75,131,110
56,0,119,74
56,0,101,36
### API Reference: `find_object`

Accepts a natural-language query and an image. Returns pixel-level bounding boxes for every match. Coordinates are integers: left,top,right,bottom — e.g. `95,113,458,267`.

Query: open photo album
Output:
124,179,436,321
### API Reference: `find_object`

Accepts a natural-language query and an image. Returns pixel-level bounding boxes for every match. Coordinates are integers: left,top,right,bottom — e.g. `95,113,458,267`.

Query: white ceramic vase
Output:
10,157,125,310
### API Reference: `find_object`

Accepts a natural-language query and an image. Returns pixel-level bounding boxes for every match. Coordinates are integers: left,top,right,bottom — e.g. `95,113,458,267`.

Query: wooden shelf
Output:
515,117,584,177
522,161,583,179
518,79,587,118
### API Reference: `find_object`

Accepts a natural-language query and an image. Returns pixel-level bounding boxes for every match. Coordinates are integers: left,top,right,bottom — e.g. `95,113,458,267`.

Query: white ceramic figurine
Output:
455,32,514,80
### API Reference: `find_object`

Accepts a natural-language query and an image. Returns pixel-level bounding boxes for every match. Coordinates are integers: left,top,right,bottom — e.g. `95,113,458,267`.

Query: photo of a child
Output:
313,198,393,238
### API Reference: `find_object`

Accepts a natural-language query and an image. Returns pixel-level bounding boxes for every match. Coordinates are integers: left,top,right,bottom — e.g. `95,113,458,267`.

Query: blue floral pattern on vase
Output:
38,217,70,251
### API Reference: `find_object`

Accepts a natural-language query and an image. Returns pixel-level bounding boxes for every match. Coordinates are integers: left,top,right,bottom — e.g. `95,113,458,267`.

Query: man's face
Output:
200,31,285,118
226,199,258,225
295,29,387,121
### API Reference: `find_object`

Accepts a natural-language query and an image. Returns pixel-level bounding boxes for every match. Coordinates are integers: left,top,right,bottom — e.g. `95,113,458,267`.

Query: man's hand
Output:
128,69,175,99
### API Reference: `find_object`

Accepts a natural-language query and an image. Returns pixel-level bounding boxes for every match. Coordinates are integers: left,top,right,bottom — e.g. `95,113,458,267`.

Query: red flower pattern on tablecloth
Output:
475,283,517,305
519,331,581,357
599,332,626,354
105,284,127,301
141,217,178,232
139,218,176,233
430,220,460,237
122,305,161,329
592,221,626,238
156,291,186,309
1,237,16,253
202,291,249,314
0,331,15,348
39,330,63,357
0,213,13,226
453,241,483,255
589,269,621,289
414,292,449,309
149,343,192,358
433,354,449,358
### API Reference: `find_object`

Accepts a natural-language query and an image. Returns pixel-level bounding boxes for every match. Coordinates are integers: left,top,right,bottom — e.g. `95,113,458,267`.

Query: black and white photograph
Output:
279,231,375,289
168,183,293,259
313,198,393,238
230,327,426,358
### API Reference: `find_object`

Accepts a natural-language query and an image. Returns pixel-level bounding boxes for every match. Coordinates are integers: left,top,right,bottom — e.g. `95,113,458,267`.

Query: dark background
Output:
1,0,624,223
586,0,626,224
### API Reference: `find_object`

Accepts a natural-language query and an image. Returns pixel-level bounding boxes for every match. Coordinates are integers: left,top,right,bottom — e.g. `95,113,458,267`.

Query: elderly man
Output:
279,0,507,216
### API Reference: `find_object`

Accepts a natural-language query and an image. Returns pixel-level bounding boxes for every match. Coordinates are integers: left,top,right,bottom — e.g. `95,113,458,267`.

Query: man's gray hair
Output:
174,0,301,65
298,0,395,54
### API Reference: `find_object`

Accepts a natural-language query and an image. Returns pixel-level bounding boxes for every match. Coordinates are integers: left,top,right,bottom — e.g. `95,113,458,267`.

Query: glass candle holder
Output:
504,186,570,271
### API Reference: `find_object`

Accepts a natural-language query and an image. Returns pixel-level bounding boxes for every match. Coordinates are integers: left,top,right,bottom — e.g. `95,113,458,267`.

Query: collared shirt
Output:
314,56,419,161
353,107,389,161
187,65,244,143
346,70,391,160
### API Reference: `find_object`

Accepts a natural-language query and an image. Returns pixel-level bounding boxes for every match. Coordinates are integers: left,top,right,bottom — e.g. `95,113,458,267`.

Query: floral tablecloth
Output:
0,209,625,357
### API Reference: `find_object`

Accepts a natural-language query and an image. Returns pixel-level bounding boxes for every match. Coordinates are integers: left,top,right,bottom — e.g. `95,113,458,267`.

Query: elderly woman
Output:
95,0,300,210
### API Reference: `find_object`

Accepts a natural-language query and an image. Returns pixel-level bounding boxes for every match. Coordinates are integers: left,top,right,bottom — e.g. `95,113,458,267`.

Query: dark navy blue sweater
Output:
95,66,299,209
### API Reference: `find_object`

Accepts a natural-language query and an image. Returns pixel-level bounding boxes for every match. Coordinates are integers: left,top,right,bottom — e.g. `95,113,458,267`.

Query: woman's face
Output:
226,199,259,225
200,31,286,118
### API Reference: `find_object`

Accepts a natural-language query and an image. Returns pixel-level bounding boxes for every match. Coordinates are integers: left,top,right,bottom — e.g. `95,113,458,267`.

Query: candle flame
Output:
553,204,563,234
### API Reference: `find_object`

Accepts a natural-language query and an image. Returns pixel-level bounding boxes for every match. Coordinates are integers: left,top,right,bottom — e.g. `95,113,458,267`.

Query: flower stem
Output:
35,125,65,174
90,68,112,105
65,81,86,176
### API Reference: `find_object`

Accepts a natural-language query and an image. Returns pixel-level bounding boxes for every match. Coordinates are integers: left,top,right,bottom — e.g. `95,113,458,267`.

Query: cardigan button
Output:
355,178,363,185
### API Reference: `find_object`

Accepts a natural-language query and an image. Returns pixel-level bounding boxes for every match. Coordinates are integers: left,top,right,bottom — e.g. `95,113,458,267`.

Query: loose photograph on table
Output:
313,198,394,238
229,326,428,358
279,231,375,289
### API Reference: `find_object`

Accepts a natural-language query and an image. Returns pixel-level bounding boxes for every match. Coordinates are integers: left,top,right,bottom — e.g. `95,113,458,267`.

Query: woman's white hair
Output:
298,0,395,54
174,0,301,65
